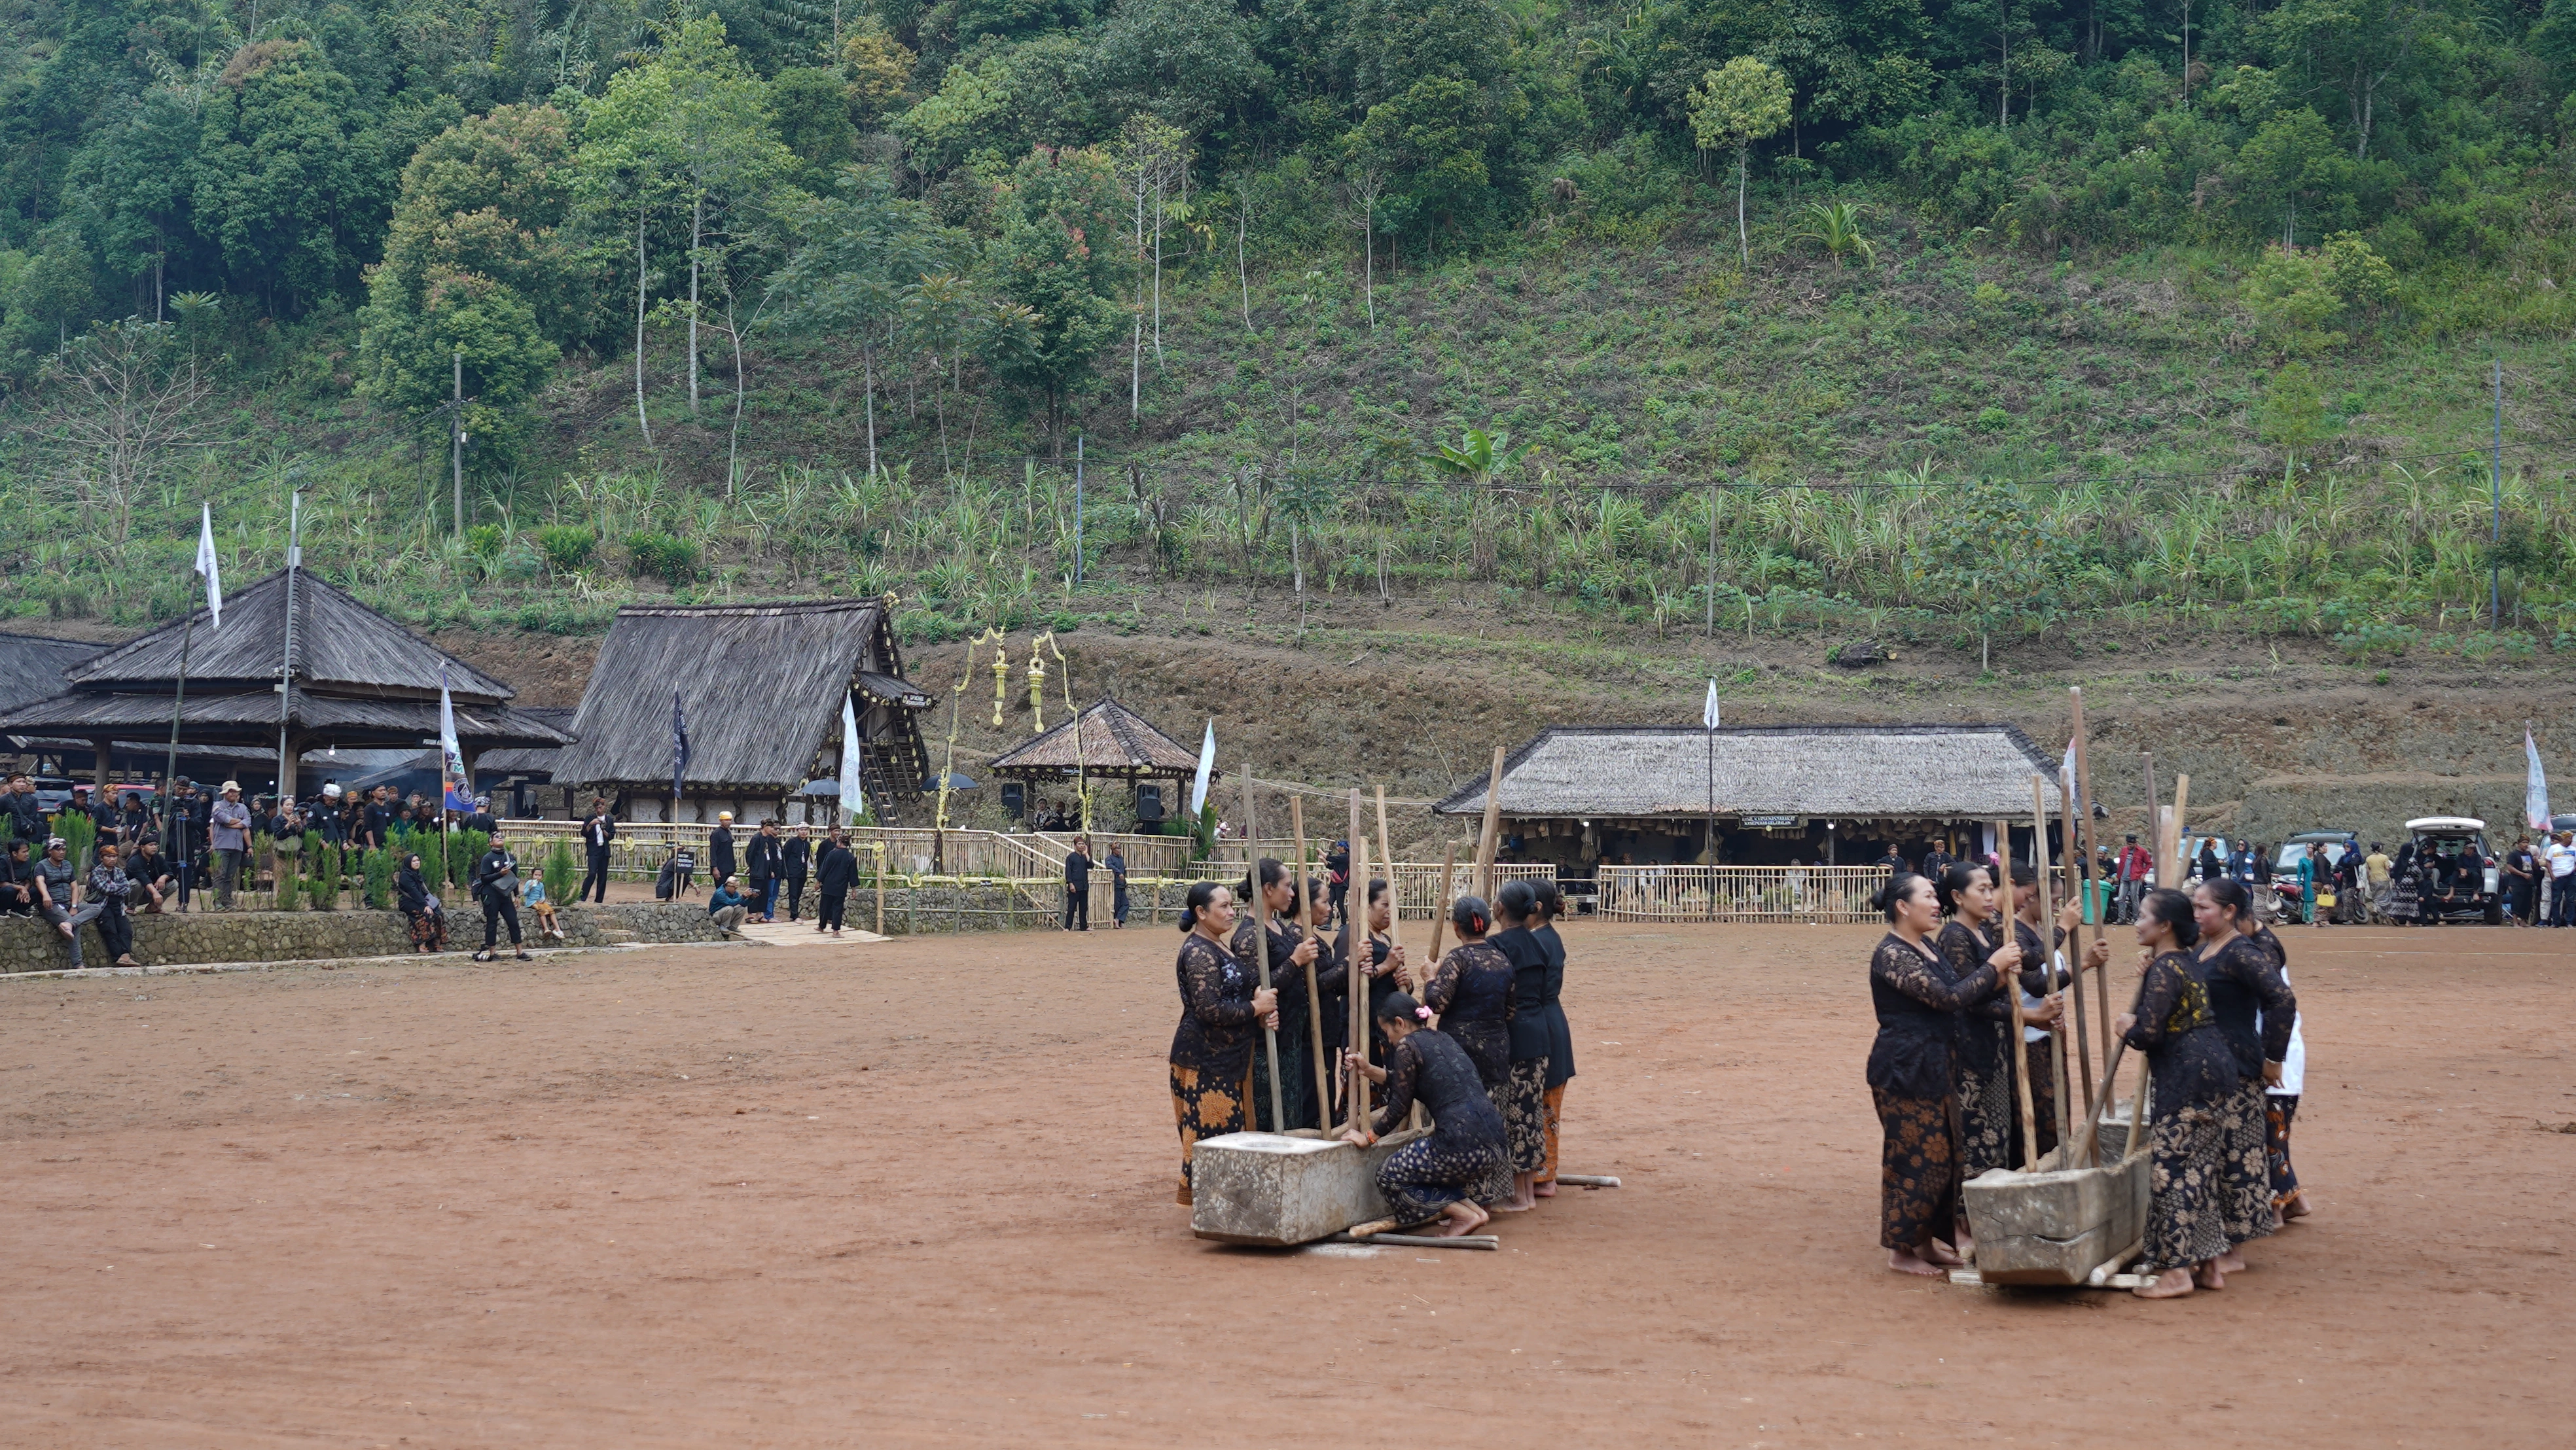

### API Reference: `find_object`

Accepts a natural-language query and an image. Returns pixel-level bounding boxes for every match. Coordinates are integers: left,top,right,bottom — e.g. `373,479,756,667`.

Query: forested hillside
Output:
6,0,2576,670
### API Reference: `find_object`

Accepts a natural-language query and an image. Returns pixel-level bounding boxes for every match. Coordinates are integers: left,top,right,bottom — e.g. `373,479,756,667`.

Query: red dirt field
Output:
1,923,2569,1448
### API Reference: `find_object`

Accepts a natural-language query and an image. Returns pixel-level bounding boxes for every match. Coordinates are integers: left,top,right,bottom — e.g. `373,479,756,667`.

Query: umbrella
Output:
921,772,977,791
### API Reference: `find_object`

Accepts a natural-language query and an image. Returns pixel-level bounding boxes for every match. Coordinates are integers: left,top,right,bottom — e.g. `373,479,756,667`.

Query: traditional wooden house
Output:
1435,723,2064,868
0,571,568,800
544,598,931,824
986,696,1210,826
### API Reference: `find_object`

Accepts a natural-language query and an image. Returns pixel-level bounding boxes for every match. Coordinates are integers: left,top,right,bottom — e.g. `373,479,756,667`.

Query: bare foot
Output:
2133,1268,2196,1299
1887,1248,1946,1277
1923,1239,1967,1267
1533,1181,1558,1198
1424,1201,1492,1237
1952,1233,1977,1260
2282,1192,2313,1220
2215,1250,2246,1273
1491,1198,1535,1212
2194,1262,2227,1290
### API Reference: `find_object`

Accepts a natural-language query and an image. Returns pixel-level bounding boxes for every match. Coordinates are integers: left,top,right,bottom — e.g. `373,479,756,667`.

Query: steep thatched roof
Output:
1435,724,2063,821
67,570,512,700
0,631,103,713
470,707,578,776
547,599,910,791
0,684,569,745
988,697,1208,780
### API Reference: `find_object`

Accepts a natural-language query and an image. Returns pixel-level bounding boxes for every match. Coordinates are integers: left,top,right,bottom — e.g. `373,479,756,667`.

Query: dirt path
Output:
2,923,2568,1447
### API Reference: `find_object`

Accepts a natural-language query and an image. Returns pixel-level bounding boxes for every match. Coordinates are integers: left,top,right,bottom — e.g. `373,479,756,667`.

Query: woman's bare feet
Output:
2194,1262,2227,1290
1887,1247,1947,1277
1492,1171,1538,1211
1923,1239,1968,1268
2215,1250,2246,1273
2282,1191,2313,1220
2133,1267,2197,1299
1426,1200,1491,1237
1533,1180,1558,1198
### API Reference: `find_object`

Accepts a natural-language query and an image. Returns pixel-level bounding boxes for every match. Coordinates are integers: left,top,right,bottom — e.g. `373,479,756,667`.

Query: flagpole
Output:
274,490,303,803
162,610,194,867
1704,679,1718,922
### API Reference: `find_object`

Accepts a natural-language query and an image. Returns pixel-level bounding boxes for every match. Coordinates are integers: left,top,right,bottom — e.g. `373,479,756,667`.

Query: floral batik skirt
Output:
1504,1058,1550,1175
406,908,446,951
1538,1083,1567,1183
1378,1131,1505,1224
1171,1059,1253,1206
1957,1052,2016,1178
2218,1076,2278,1246
1872,1086,1962,1250
2265,1093,2301,1209
2142,1101,2228,1272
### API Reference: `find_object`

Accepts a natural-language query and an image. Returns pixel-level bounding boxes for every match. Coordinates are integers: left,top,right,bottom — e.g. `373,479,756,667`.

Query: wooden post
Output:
874,844,887,935
2123,774,2187,1162
1243,762,1284,1135
2055,726,2095,1120
1290,796,1330,1131
2033,773,2072,1161
1424,840,1458,977
2001,811,2040,1173
2070,687,2108,1084
2139,752,2159,881
1472,746,1506,900
1346,812,1370,1135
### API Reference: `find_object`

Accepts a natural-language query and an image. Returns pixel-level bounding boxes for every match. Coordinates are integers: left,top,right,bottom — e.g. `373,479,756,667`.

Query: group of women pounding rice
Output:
1168,862,1577,1239
1868,859,2310,1298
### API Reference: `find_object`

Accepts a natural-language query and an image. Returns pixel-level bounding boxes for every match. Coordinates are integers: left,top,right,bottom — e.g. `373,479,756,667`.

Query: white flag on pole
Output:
438,663,470,811
1189,718,1217,817
2527,728,2552,831
840,692,866,826
195,503,223,628
1702,679,1721,730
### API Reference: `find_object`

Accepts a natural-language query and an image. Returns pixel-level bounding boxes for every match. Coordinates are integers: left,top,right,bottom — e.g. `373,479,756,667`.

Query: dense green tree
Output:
187,41,391,311
374,104,597,345
984,145,1127,450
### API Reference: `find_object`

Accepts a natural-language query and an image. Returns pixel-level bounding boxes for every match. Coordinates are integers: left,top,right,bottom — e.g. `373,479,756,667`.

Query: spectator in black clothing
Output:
746,819,784,922
128,837,175,912
1107,846,1129,928
1326,840,1351,918
2,774,45,841
1063,835,1094,931
1872,844,1908,874
469,827,528,961
0,839,34,915
464,796,498,834
164,779,207,910
814,830,858,936
116,792,155,850
782,825,813,921
709,813,737,885
361,787,395,851
580,799,616,902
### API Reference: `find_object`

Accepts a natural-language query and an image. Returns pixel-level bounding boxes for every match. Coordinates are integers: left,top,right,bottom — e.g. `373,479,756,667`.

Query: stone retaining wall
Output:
0,903,723,974
861,879,1194,935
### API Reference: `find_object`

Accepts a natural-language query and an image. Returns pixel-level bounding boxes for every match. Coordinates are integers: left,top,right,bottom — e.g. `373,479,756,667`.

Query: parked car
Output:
2386,817,2503,925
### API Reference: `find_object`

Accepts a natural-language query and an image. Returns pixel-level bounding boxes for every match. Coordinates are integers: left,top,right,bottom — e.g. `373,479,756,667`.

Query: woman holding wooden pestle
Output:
1423,893,1518,1209
2190,878,2299,1271
1490,881,1553,1212
1339,991,1505,1239
1526,878,1577,1198
2006,866,2077,1159
1333,879,1408,1057
2115,887,2238,1298
1934,863,2031,1188
1230,860,1328,1131
1170,883,1279,1206
1865,872,2011,1277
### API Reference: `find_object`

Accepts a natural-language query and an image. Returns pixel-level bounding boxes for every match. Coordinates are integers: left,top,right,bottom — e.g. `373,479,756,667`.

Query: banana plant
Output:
1795,201,1877,269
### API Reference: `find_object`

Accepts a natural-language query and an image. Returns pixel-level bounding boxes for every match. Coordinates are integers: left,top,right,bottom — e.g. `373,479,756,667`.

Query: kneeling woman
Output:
1341,992,1507,1238
2116,887,2240,1299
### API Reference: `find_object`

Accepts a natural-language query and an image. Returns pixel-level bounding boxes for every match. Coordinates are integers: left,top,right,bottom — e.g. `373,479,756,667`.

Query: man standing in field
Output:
2548,831,2576,927
2114,834,2153,924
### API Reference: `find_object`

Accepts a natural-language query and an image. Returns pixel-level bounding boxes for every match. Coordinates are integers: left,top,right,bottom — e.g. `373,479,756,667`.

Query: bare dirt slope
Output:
2,923,2568,1447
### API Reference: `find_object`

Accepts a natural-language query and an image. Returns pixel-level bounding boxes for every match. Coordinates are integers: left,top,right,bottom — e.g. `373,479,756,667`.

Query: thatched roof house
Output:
0,571,567,798
1436,723,2064,867
545,598,929,824
987,696,1208,824
0,631,102,715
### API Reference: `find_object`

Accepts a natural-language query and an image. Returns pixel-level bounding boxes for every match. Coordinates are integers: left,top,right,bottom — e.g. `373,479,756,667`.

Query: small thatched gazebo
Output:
987,696,1209,827
1435,723,2064,868
545,598,930,824
0,571,569,800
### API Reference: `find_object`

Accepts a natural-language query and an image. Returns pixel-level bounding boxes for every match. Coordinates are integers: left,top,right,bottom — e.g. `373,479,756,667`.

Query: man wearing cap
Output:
709,811,738,887
208,781,253,908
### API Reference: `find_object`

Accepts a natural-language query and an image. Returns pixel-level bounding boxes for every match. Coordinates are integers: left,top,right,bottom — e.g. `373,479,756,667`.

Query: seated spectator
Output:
522,874,563,942
128,838,177,913
707,879,750,932
0,839,35,915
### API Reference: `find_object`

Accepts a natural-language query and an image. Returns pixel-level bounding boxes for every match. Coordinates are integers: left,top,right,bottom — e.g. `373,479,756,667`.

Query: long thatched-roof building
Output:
0,571,568,799
1435,723,2065,868
545,598,930,824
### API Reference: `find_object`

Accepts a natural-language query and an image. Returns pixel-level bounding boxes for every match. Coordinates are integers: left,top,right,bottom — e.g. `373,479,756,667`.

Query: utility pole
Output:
2492,359,2505,629
451,349,466,540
